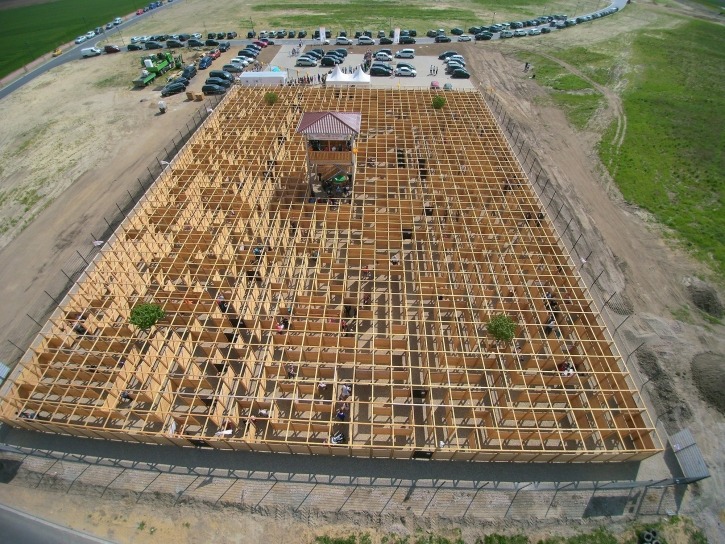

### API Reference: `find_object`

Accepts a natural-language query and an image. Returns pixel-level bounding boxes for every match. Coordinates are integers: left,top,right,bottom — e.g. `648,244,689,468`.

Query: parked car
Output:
320,56,342,66
127,43,144,51
296,58,317,67
445,55,466,65
332,48,348,57
379,37,393,45
209,70,234,82
443,83,453,90
475,32,493,40
188,39,204,47
227,32,237,39
395,62,415,71
208,49,222,59
298,30,307,38
168,76,190,86
114,17,122,25
247,31,256,39
202,84,227,95
75,36,87,44
435,35,452,43
52,48,62,57
145,41,164,49
94,27,104,35
105,22,114,30
205,77,232,88
198,56,213,69
218,41,231,52
375,52,393,61
394,49,415,59
451,69,470,79
166,39,183,48
85,31,96,39
399,36,416,44
438,51,458,60
430,81,441,89
528,28,541,36
369,66,393,76
161,82,186,97
395,66,416,77
451,28,464,35
104,45,121,53
136,9,144,15
238,49,257,58
182,65,197,79
253,40,267,48
222,63,243,73
540,26,552,34
514,29,527,37
458,34,472,42
205,39,220,46
357,36,375,45
500,30,514,38
335,37,352,45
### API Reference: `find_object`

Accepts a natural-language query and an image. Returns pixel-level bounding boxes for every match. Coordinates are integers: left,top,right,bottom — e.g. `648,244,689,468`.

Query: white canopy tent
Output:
325,65,370,87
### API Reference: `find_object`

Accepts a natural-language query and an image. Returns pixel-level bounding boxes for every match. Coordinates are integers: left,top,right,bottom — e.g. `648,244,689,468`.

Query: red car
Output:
136,9,143,15
253,40,267,48
208,49,221,59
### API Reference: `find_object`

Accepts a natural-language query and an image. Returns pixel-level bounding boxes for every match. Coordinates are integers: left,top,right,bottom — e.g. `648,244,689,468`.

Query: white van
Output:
395,49,415,59
81,47,102,58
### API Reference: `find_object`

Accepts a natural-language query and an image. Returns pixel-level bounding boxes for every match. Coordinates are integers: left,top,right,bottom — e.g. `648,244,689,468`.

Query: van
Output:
81,47,102,58
395,49,415,59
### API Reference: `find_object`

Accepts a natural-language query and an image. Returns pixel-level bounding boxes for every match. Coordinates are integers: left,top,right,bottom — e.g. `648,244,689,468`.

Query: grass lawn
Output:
0,0,144,78
599,19,725,278
515,52,604,130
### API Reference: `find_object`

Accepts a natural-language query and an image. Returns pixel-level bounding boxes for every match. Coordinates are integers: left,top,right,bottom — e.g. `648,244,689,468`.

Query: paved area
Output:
270,46,475,89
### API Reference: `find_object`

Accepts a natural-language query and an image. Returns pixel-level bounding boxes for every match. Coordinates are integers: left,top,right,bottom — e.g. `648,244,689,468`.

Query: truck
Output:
132,52,183,87
81,47,102,58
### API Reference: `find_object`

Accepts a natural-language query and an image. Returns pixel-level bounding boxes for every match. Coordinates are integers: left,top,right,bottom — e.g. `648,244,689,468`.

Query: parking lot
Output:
270,44,476,89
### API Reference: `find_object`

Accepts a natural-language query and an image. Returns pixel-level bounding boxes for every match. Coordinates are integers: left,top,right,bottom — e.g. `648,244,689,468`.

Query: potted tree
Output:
487,314,517,345
432,95,446,110
264,91,279,106
129,302,165,331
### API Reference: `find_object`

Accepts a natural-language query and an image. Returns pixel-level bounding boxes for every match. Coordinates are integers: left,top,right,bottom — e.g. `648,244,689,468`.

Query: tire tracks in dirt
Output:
531,50,628,169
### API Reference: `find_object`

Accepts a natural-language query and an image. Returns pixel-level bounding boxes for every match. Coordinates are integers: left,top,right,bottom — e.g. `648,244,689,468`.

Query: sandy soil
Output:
0,0,723,541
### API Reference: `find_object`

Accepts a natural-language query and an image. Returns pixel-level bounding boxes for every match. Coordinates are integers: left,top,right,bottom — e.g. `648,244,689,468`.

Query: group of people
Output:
428,65,439,76
286,73,326,86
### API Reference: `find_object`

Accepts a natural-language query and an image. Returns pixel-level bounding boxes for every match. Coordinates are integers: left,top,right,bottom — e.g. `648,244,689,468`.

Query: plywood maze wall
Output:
0,87,661,462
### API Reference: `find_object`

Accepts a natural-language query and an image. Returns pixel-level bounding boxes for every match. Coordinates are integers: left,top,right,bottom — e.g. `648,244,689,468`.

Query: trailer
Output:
132,52,182,87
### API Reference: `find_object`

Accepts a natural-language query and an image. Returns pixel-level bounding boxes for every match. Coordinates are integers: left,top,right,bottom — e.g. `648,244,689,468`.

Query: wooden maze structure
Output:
0,87,661,462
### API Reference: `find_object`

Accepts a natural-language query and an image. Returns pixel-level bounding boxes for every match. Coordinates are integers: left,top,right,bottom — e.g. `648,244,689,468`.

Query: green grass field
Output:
0,0,145,78
515,52,604,130
599,19,725,278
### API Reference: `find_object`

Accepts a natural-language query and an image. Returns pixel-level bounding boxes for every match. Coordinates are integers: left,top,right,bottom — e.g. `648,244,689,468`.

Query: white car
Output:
191,33,202,39
230,57,251,66
75,35,87,44
445,55,466,65
457,34,472,42
130,36,143,43
528,28,542,36
395,66,416,77
394,49,415,59
335,37,352,45
357,36,375,45
85,31,96,39
375,52,393,61
114,17,123,25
